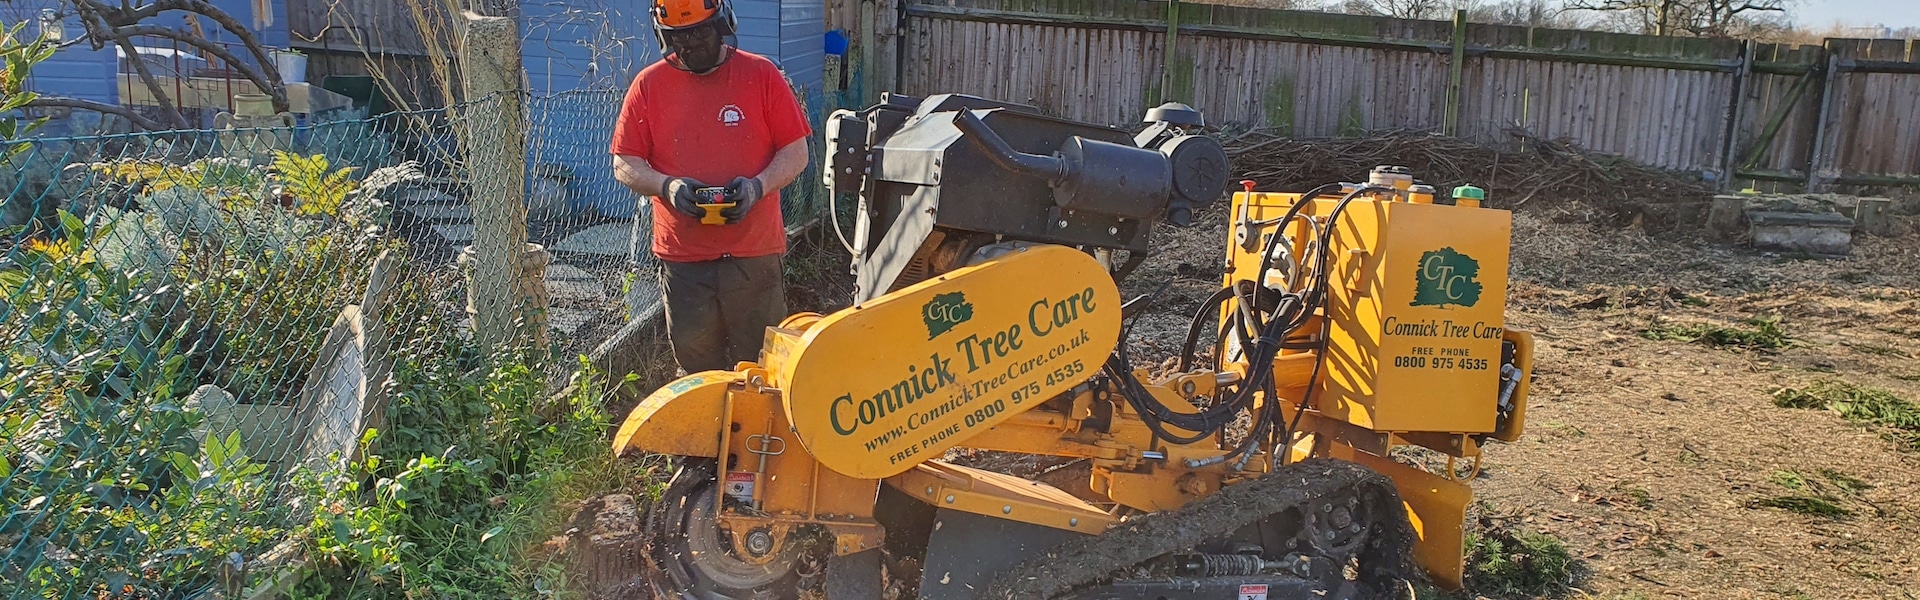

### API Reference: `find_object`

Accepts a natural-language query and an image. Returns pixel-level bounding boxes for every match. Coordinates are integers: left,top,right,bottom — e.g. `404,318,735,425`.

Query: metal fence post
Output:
460,12,547,356
1804,42,1839,193
1717,40,1754,192
1443,9,1465,137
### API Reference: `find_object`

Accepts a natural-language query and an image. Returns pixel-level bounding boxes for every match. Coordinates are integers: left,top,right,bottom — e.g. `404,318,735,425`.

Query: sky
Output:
1793,0,1920,31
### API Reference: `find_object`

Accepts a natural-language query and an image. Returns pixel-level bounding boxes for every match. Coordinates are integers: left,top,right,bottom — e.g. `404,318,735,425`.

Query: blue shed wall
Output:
13,0,115,105
733,0,783,64
778,0,824,93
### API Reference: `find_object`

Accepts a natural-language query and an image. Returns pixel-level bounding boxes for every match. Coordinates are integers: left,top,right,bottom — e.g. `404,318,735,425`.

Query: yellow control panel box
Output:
1224,190,1512,434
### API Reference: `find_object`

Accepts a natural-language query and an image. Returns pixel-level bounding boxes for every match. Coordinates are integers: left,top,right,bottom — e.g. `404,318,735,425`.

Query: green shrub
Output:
290,324,647,599
0,226,290,595
1465,526,1574,598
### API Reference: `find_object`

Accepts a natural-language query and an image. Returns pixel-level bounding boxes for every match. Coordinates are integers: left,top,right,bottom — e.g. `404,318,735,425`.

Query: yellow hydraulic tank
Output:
1226,188,1513,434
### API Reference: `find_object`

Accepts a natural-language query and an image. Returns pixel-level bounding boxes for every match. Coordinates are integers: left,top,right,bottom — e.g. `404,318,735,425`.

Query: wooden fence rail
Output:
891,0,1920,193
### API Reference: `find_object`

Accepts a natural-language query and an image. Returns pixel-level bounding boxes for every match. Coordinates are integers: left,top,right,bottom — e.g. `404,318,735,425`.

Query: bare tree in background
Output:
1342,0,1448,19
1468,0,1592,27
5,0,289,130
1202,0,1332,9
1563,0,1793,36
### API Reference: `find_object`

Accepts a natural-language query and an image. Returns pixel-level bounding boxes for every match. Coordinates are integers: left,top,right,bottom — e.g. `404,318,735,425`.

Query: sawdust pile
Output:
1222,130,1717,229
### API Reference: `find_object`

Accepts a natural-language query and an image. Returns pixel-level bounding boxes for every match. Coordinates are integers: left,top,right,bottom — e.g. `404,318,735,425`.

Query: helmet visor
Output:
663,22,727,73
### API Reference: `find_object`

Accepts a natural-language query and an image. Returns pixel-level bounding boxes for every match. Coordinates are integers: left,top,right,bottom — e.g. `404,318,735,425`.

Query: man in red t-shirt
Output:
612,0,812,373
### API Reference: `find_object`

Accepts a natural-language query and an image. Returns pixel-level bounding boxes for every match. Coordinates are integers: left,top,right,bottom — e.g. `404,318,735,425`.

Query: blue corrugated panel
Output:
778,0,824,91
733,0,782,61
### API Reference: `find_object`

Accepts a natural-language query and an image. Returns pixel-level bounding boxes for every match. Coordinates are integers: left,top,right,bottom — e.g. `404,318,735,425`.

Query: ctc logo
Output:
1421,255,1472,300
925,301,968,324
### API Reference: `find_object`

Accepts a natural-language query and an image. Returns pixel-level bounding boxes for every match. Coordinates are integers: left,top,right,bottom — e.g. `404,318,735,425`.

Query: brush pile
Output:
1221,128,1717,229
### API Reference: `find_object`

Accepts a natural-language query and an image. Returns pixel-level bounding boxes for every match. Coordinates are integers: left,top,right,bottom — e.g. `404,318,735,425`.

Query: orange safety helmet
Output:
650,0,737,71
652,0,736,34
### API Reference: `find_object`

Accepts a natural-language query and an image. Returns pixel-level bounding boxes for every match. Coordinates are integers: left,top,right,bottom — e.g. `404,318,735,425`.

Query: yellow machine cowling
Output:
613,174,1533,597
772,244,1123,480
1226,185,1525,436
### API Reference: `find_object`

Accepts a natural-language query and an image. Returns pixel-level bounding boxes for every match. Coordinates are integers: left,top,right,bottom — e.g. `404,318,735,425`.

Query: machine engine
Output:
822,94,1230,301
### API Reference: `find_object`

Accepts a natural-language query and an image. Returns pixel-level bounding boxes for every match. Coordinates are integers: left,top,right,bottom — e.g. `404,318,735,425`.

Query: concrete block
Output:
1747,210,1855,255
1707,195,1746,240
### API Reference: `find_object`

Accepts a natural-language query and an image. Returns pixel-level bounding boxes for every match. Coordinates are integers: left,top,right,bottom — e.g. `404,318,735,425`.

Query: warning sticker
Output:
1238,583,1268,600
723,471,756,502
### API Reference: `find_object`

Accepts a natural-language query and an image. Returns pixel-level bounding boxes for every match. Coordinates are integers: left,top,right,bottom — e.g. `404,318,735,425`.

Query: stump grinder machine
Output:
612,93,1534,599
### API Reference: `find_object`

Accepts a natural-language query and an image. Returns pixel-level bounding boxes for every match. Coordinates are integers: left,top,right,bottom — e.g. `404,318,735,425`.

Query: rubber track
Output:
978,458,1420,600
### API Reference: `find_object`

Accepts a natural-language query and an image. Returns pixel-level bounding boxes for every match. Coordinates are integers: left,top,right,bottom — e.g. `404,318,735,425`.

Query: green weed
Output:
1773,381,1920,449
1771,470,1807,490
1622,486,1654,509
1753,468,1870,519
1817,469,1872,495
1852,344,1912,358
1677,447,1704,465
1464,525,1574,597
1748,495,1851,518
1640,316,1791,351
1543,421,1587,439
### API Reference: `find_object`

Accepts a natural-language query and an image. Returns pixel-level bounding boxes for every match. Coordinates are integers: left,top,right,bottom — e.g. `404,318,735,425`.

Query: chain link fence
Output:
0,81,834,597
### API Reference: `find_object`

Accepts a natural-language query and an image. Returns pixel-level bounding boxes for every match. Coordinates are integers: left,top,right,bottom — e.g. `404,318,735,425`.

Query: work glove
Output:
660,177,709,219
721,176,765,224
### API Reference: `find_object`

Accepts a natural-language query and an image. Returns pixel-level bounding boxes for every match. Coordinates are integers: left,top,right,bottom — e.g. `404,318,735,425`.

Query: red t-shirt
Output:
610,49,812,262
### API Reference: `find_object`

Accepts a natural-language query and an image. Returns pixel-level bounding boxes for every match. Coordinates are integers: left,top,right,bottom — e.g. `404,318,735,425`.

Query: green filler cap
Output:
1452,184,1486,201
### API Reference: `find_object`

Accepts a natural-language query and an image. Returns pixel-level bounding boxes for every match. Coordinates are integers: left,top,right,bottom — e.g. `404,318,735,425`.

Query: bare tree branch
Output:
64,0,290,113
160,0,288,112
73,4,193,130
26,97,164,131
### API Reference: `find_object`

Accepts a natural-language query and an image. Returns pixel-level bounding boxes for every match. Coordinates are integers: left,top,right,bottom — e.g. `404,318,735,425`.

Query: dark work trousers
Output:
659,254,788,374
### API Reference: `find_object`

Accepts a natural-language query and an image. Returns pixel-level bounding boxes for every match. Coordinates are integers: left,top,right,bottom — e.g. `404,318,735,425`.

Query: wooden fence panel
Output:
894,0,1920,191
1185,37,1448,136
1731,43,1824,189
1815,39,1920,187
900,16,1162,124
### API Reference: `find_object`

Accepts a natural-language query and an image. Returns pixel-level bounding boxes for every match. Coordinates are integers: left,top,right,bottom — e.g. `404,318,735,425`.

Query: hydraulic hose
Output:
1109,184,1382,467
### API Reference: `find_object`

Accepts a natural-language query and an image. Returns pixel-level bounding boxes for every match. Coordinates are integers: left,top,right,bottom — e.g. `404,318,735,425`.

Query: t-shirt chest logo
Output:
718,104,746,127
